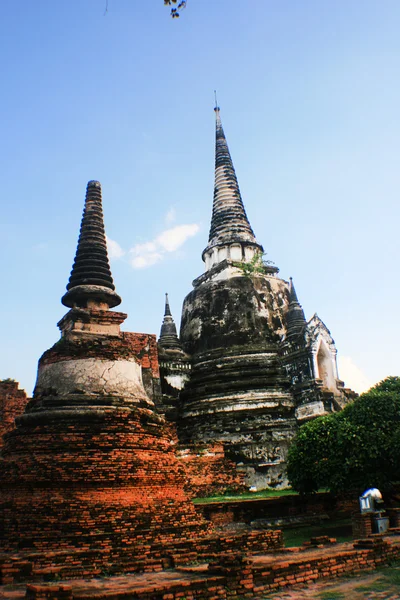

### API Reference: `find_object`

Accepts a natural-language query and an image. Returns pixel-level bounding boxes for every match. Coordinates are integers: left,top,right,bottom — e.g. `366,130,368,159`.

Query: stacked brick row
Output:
352,513,373,538
250,539,400,596
16,535,400,599
0,528,283,583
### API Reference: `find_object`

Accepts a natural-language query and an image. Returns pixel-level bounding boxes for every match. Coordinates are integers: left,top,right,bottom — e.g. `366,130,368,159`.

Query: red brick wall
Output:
0,405,211,558
352,513,373,538
0,381,28,448
198,493,360,526
124,332,160,378
0,528,283,584
177,444,246,498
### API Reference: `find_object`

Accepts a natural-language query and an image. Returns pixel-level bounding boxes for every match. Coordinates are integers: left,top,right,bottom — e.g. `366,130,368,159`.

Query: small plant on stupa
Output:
234,251,270,279
232,252,273,308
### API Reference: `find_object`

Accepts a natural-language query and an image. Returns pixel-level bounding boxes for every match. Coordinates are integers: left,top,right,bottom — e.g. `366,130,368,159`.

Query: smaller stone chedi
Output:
159,107,355,490
158,293,191,420
0,181,209,575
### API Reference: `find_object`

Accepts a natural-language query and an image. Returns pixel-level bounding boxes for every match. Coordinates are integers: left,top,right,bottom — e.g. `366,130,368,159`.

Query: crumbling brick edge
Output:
11,535,400,600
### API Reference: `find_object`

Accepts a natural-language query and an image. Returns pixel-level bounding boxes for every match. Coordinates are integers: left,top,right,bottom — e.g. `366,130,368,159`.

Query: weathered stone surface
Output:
178,274,296,489
181,275,288,351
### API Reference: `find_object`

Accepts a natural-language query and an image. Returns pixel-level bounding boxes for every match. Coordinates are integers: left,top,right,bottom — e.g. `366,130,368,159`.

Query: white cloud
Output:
132,241,157,255
337,356,372,394
106,208,200,270
156,224,200,252
130,252,163,269
107,236,125,259
128,223,200,269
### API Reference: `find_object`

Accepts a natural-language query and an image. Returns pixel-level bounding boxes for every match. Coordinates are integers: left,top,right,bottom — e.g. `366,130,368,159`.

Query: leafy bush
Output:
287,377,400,495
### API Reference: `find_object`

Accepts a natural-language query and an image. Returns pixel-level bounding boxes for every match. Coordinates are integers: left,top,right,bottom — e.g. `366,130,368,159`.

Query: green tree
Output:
287,377,400,496
104,1,187,18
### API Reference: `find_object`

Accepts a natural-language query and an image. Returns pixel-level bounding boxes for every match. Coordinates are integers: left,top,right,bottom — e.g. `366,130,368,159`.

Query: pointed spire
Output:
62,181,121,309
164,292,172,317
289,277,300,304
286,278,306,338
158,294,182,350
202,106,263,260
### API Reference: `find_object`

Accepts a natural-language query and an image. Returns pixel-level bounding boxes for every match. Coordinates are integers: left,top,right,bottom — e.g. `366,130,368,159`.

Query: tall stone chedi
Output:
175,108,353,490
0,181,208,573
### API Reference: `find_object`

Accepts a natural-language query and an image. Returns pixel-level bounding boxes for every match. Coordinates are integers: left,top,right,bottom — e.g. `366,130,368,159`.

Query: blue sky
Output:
1,1,399,395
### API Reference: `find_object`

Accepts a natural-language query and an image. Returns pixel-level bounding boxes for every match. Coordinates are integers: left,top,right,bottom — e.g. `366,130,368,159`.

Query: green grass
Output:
192,488,300,504
318,592,345,600
354,582,385,592
354,564,400,592
283,518,353,548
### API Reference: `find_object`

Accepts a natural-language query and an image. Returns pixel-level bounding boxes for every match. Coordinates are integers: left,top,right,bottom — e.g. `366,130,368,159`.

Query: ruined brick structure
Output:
123,331,163,408
0,181,212,574
0,380,28,449
158,107,356,490
177,443,246,498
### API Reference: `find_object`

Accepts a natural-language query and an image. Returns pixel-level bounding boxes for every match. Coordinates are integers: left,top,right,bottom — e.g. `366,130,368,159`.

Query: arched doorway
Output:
317,340,336,392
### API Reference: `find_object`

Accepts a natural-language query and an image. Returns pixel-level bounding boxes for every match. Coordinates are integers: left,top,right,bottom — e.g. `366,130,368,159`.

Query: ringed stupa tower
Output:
178,107,296,489
174,107,353,490
158,294,191,420
0,180,209,575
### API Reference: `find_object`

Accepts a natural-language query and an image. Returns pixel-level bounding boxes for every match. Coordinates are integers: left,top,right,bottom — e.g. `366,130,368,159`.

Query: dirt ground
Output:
267,566,400,599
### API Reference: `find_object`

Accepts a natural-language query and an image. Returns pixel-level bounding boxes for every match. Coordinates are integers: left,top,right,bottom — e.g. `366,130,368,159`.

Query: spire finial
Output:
202,106,263,262
214,90,220,113
61,180,121,309
289,277,300,304
159,294,181,349
165,292,172,316
286,277,306,337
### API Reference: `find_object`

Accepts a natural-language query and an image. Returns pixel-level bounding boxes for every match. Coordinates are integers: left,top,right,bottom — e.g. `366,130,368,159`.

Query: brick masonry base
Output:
0,529,283,584
6,533,400,600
